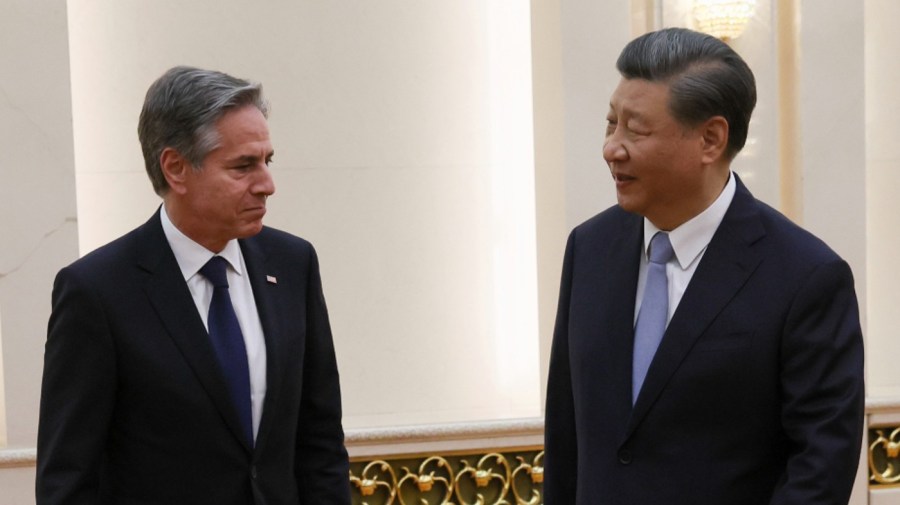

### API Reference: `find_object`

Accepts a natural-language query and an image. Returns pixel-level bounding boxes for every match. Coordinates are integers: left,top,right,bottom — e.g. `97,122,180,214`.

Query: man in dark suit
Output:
544,28,864,504
36,66,350,504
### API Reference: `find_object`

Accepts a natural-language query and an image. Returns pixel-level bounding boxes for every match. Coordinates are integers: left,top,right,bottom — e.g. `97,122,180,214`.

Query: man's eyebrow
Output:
615,104,645,121
610,104,647,121
228,152,274,163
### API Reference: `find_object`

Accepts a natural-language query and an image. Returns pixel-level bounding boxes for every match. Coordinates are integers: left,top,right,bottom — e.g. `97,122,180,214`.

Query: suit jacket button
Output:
251,465,258,480
618,450,632,465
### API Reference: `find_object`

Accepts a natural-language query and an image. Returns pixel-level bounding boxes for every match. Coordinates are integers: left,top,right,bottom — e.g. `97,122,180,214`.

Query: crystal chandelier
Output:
693,0,758,41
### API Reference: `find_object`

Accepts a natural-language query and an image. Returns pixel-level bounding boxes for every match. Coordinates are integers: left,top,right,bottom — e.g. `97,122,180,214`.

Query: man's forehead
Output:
608,78,671,114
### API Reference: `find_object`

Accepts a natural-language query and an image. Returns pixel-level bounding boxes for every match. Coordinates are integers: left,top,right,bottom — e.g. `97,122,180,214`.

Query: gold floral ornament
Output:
350,460,398,505
397,456,455,505
510,452,544,505
870,428,900,484
454,453,511,505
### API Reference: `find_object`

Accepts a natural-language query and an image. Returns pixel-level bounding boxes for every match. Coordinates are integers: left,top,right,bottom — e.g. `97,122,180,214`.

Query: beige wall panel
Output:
559,0,630,230
0,0,78,448
797,0,867,295
0,466,36,504
865,0,900,399
872,487,900,505
0,0,78,500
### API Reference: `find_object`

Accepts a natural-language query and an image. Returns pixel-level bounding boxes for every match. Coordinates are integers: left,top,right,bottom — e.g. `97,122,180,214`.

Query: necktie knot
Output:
649,232,674,265
200,256,230,289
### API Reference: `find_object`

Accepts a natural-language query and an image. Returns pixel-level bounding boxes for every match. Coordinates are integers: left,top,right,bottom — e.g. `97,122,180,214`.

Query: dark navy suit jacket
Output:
544,177,864,504
37,210,350,504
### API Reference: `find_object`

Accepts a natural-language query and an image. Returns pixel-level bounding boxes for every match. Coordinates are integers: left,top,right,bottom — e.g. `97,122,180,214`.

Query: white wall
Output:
559,0,631,230
863,0,900,489
0,0,78,501
796,0,867,300
0,0,78,450
866,0,900,399
67,0,542,429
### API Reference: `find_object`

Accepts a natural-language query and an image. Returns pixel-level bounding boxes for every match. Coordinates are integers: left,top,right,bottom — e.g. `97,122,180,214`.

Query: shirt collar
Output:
643,172,736,270
159,204,244,281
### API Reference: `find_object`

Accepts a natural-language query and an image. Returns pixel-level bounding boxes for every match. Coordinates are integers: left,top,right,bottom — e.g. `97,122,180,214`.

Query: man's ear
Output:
160,148,190,195
700,116,729,164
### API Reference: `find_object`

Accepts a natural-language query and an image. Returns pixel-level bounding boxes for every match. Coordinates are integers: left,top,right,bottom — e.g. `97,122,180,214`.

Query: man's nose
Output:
603,133,627,164
254,166,276,197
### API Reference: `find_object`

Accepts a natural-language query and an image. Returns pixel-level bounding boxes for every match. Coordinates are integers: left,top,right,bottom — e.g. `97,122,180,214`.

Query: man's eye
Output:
629,127,648,136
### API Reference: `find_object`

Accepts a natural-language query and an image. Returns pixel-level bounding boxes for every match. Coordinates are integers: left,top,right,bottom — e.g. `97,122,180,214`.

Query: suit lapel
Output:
603,214,644,420
239,235,284,454
624,178,766,438
137,211,253,453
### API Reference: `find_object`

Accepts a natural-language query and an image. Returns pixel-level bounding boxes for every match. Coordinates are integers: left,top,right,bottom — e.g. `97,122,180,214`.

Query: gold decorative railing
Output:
870,426,900,486
349,448,544,505
7,412,900,495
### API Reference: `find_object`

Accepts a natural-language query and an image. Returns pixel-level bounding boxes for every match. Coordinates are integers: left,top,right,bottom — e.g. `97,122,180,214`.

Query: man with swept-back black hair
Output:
616,27,756,160
544,28,864,504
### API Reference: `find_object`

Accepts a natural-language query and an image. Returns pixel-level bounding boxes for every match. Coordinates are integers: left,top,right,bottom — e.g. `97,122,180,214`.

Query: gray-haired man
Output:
37,66,350,504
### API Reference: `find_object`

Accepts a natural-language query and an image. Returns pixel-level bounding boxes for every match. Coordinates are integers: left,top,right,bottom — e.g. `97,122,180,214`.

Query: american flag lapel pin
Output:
266,275,278,284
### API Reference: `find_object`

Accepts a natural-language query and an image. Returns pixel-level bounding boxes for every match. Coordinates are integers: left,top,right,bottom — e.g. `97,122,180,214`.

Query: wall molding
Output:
0,448,36,469
346,417,544,458
866,396,900,414
0,417,545,469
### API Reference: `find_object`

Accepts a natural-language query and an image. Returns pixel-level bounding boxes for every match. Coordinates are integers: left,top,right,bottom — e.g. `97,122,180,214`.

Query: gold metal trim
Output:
350,460,398,504
511,453,544,505
454,453,511,505
397,456,454,505
870,427,900,485
349,449,544,505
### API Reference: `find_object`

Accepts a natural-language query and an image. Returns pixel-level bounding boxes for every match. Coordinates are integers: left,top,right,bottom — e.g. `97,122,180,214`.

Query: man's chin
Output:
615,194,635,212
615,197,649,219
237,222,265,238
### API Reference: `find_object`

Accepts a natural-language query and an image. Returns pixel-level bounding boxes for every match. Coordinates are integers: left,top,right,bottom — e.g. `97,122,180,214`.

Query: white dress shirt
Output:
160,205,267,442
634,172,737,325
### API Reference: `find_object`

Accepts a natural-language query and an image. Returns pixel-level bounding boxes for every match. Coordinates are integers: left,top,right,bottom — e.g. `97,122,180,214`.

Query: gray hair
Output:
137,66,269,195
616,28,756,160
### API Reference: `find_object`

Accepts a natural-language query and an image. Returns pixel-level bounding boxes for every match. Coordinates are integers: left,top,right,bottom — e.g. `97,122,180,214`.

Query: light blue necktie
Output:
199,256,254,446
632,232,674,404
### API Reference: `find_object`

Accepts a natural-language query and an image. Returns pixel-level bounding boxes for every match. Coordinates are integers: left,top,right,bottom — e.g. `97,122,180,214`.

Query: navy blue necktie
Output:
632,232,674,404
199,256,253,446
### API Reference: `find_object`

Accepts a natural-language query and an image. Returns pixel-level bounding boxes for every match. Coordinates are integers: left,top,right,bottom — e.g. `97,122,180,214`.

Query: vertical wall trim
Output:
630,0,661,37
775,0,802,222
530,0,567,410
